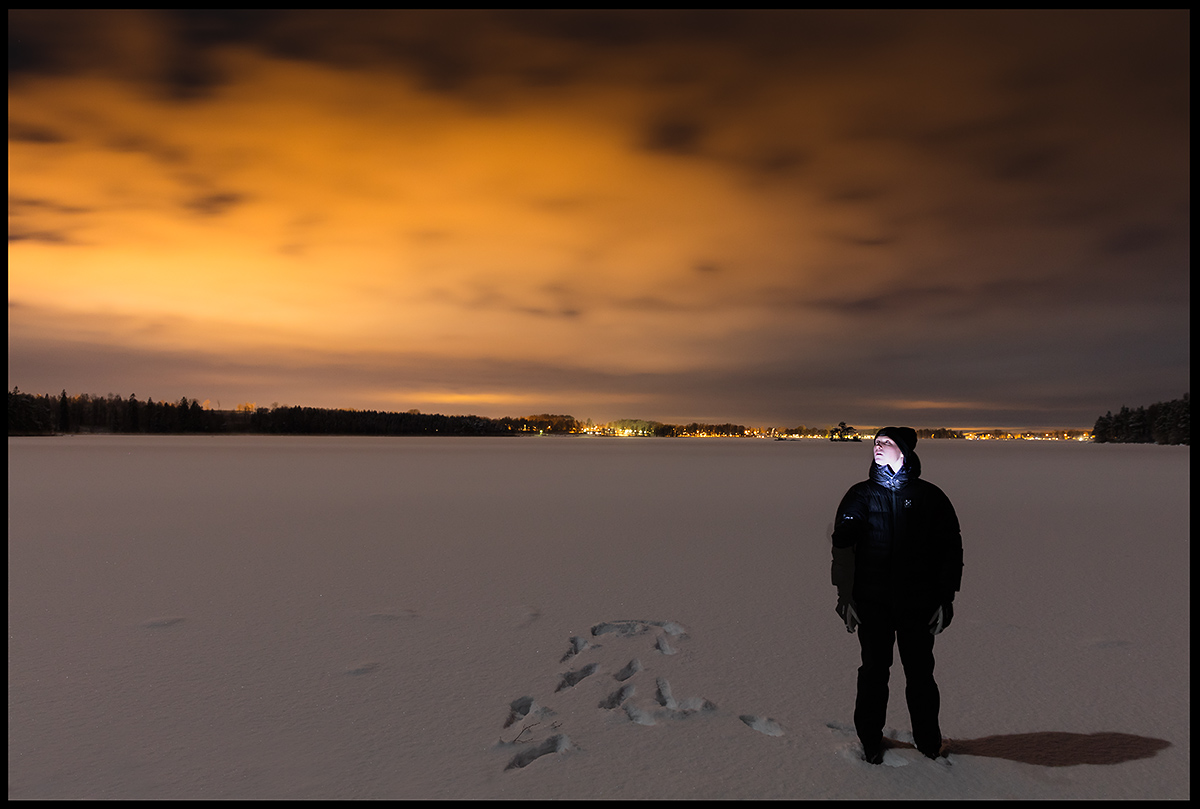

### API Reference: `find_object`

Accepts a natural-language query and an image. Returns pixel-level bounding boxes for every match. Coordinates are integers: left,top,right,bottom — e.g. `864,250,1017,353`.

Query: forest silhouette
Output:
8,388,1188,444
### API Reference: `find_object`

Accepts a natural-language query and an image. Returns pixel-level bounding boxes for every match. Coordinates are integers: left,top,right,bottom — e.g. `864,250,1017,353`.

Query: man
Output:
831,426,963,764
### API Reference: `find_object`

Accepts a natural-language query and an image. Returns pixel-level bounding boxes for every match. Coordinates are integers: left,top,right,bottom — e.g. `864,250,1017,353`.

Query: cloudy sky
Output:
8,10,1189,429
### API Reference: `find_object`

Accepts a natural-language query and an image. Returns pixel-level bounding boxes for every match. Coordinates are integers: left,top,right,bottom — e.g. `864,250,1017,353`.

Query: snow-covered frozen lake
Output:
7,435,1190,798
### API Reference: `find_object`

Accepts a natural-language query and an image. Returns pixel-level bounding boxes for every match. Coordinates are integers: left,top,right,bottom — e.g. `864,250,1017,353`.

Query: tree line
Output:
796,423,963,440
20,386,1165,442
7,389,585,437
1091,394,1189,445
607,419,747,437
7,389,758,438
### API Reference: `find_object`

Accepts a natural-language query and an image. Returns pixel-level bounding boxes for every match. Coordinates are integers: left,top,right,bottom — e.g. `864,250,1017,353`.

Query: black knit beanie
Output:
875,426,918,465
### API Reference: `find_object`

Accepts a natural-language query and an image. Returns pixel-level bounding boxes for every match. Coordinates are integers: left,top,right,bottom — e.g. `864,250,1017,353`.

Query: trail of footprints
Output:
497,619,782,771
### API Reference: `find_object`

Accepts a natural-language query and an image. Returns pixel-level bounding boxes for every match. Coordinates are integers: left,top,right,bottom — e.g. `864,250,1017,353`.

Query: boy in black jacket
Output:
831,426,963,764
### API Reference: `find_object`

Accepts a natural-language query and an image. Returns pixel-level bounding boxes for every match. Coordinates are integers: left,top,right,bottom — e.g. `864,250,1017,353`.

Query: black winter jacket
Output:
831,457,963,605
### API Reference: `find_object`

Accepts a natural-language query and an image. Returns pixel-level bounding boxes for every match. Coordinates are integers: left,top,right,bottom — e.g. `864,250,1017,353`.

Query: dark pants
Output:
853,597,942,755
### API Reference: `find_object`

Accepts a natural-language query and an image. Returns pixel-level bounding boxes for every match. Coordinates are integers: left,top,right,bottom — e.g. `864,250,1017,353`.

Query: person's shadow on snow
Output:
887,731,1170,766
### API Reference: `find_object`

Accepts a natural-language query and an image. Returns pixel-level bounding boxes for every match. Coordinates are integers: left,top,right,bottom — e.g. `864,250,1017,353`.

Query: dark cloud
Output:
883,107,1080,190
157,10,277,100
10,9,268,100
913,108,1047,153
8,196,90,245
986,142,1072,184
529,197,592,214
159,59,225,102
395,40,480,94
824,185,887,205
499,10,670,49
498,9,915,69
742,147,808,177
641,116,705,156
184,192,246,217
792,266,1160,326
611,295,692,313
8,120,69,144
1099,224,1172,256
8,10,96,82
426,282,587,321
7,11,909,102
824,231,897,248
162,9,277,50
7,321,629,414
8,229,72,245
7,293,1188,428
9,195,90,216
804,284,965,318
515,305,583,320
406,228,457,243
106,133,188,164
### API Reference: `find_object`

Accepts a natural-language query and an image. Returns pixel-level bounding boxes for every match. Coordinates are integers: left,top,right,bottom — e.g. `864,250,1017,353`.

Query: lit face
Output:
873,436,904,472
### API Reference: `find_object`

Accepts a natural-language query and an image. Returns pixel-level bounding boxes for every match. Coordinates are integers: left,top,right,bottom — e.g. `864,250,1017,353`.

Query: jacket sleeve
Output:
831,486,867,597
831,545,856,600
934,489,963,598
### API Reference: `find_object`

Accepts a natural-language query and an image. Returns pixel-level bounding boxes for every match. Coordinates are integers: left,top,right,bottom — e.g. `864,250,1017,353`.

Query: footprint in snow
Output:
496,618,779,771
741,715,785,737
555,663,598,692
504,734,571,770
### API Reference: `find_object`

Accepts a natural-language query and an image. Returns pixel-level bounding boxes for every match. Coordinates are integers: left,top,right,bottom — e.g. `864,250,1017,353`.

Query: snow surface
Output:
7,435,1189,799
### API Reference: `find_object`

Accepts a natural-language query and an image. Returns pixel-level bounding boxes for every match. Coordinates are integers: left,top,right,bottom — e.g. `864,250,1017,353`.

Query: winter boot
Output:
919,742,948,760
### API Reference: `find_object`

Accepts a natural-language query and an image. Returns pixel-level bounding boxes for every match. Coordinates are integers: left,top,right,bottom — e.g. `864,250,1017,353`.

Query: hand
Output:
929,601,954,635
836,600,860,633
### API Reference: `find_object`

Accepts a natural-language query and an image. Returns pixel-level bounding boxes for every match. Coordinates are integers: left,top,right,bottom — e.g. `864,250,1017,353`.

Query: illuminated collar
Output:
871,461,909,491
